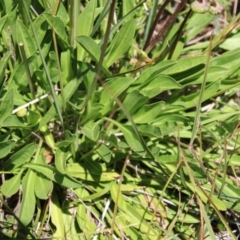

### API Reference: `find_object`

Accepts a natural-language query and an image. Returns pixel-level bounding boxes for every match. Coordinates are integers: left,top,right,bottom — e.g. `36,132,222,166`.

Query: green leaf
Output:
135,60,176,86
105,19,136,66
77,0,97,60
39,77,83,129
2,115,32,129
4,143,36,170
34,173,53,199
12,53,37,91
82,121,100,141
96,144,111,162
55,147,68,174
66,162,119,182
161,56,206,75
140,74,182,98
43,13,68,48
118,124,144,153
75,36,110,76
1,171,22,197
179,80,221,109
132,102,165,124
123,90,149,114
0,140,15,159
51,189,65,239
0,15,7,32
81,182,113,201
0,89,14,126
32,12,48,45
186,182,226,211
18,170,36,226
0,52,10,87
122,0,135,20
215,178,240,199
24,163,82,188
16,20,36,57
138,124,162,138
110,183,125,209
102,76,135,100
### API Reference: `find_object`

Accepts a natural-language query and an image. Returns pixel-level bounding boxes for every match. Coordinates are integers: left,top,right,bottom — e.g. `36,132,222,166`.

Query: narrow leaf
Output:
77,0,97,60
51,189,65,238
0,89,14,126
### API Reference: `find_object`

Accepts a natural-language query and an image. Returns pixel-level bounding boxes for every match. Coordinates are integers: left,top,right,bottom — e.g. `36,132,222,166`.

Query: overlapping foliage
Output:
0,0,240,239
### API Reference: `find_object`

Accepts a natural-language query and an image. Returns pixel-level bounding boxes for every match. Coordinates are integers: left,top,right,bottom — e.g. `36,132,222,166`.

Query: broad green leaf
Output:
182,66,228,85
132,102,164,124
55,147,68,174
122,0,135,20
161,56,206,75
4,143,36,170
18,170,36,226
2,115,32,128
210,48,240,69
81,103,104,124
102,77,135,101
229,155,240,166
82,121,100,141
1,171,22,197
16,20,36,57
134,60,176,86
219,32,240,50
75,36,110,76
180,80,221,109
140,75,182,98
55,136,76,148
51,189,65,239
0,140,15,159
43,13,68,48
105,19,136,67
34,173,53,199
108,119,144,153
138,124,162,138
118,124,144,153
96,144,111,162
0,89,14,126
77,0,97,60
24,163,82,188
123,90,149,114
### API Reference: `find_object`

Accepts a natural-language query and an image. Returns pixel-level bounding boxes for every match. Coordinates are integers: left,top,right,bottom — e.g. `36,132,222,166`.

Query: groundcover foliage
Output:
0,0,240,239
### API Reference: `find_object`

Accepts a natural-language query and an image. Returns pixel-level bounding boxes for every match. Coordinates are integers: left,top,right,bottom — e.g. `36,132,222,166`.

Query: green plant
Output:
0,0,240,239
